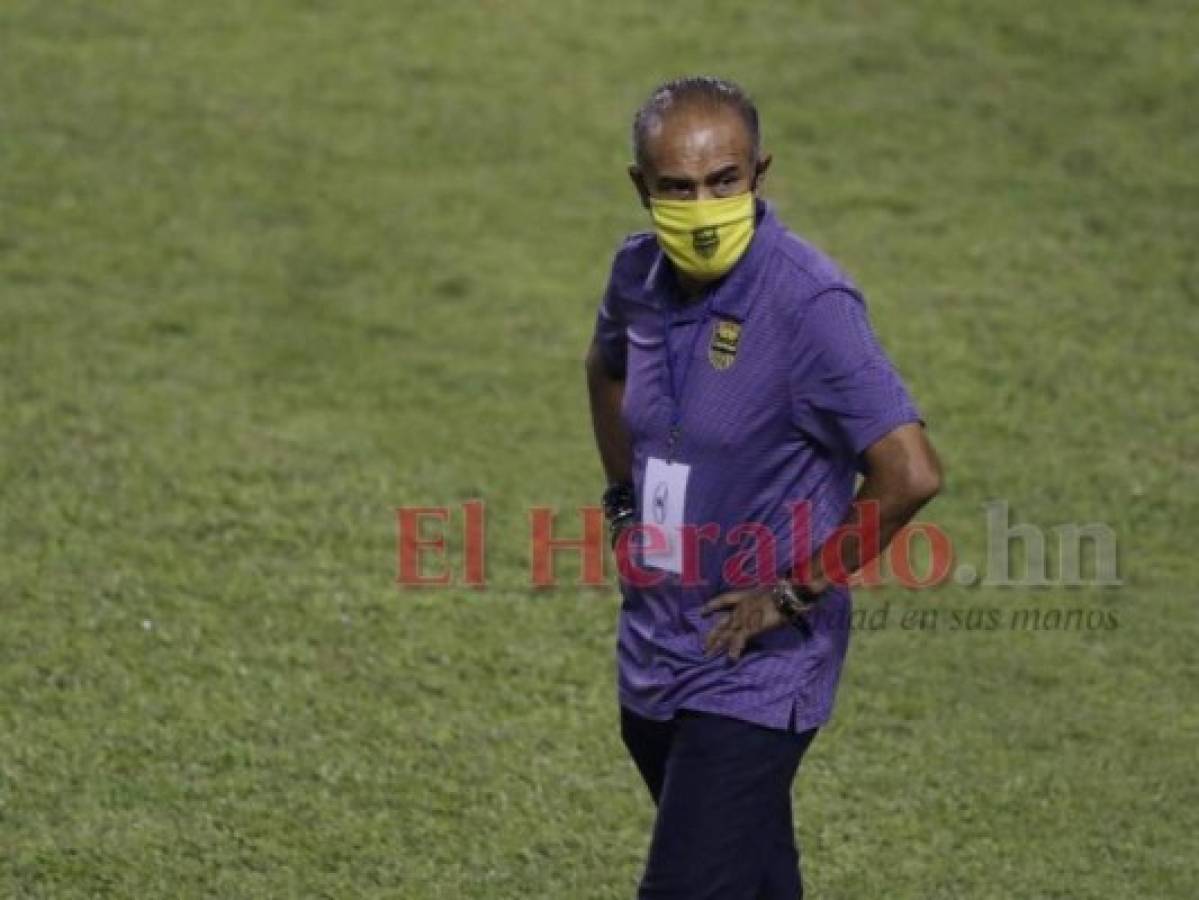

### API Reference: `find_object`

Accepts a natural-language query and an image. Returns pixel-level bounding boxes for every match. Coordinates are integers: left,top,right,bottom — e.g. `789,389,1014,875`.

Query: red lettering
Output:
462,499,487,588
890,522,953,588
396,507,452,586
820,499,881,587
615,524,669,588
529,506,605,587
723,522,777,589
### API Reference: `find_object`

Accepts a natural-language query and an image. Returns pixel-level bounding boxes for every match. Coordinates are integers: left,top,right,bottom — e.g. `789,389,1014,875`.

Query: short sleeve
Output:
790,289,922,468
592,245,637,378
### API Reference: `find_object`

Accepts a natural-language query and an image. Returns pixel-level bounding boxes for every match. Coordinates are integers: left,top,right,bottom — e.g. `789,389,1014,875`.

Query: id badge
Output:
641,456,691,574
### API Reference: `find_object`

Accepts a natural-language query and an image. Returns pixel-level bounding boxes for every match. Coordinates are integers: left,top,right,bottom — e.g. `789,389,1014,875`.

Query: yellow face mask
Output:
649,192,756,282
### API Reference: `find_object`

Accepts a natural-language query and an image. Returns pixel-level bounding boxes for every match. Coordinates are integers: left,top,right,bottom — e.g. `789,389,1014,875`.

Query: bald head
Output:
631,76,761,170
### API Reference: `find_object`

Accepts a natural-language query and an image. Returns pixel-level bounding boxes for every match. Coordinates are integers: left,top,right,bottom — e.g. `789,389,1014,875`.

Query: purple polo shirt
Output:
593,200,921,733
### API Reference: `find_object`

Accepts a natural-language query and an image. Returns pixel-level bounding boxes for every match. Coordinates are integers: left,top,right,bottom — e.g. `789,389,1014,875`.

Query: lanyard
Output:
661,298,712,462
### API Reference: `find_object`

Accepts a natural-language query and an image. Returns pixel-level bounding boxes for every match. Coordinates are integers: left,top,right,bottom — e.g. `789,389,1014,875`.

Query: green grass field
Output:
2,1,1197,897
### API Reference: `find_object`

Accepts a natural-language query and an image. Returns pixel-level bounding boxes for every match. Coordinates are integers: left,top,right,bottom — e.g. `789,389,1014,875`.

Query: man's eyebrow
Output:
704,164,742,183
654,173,696,187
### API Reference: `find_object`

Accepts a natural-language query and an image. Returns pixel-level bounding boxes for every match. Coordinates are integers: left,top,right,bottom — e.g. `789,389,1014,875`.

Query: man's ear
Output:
628,165,652,210
751,154,773,193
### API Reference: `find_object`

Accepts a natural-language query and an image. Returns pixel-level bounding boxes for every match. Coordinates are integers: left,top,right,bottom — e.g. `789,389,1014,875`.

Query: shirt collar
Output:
642,199,782,324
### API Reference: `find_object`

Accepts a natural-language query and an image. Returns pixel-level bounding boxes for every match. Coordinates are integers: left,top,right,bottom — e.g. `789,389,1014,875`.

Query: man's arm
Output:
702,422,941,660
585,336,633,485
803,422,942,594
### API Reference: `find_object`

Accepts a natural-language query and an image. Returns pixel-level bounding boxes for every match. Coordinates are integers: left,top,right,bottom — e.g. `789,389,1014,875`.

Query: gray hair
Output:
631,76,761,168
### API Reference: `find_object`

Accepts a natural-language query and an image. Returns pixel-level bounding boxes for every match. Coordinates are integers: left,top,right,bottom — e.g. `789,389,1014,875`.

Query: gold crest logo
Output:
709,319,741,370
691,226,720,259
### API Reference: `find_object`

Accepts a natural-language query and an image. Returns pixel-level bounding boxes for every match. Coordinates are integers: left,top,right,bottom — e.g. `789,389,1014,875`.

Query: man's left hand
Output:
701,587,789,661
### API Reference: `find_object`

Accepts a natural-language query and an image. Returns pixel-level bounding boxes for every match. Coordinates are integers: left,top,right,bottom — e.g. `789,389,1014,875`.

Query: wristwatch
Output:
771,579,824,628
601,481,637,546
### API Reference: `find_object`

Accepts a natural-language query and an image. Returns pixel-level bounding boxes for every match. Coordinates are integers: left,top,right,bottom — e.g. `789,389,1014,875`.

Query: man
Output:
585,76,942,899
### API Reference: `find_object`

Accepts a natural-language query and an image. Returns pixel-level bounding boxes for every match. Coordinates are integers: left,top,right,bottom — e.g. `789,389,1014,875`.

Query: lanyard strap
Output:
661,299,711,461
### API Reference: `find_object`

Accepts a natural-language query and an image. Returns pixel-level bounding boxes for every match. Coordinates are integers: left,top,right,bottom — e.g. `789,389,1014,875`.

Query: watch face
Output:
773,582,801,616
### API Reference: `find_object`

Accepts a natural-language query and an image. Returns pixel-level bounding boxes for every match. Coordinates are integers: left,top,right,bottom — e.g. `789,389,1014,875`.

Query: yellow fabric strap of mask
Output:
649,192,756,282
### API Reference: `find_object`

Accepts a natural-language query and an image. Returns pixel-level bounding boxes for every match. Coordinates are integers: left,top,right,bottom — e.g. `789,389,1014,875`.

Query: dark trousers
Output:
620,707,818,900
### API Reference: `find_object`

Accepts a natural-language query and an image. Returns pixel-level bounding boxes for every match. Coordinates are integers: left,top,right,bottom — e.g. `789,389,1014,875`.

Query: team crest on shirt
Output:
691,226,719,259
709,319,741,370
